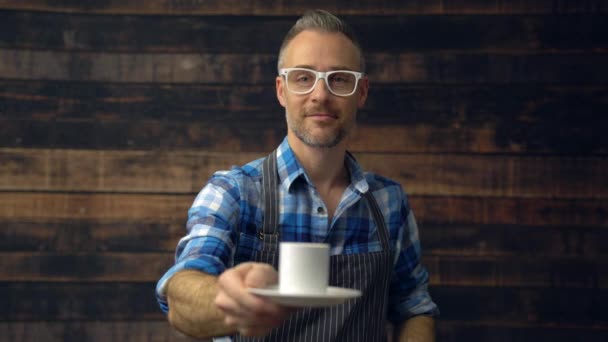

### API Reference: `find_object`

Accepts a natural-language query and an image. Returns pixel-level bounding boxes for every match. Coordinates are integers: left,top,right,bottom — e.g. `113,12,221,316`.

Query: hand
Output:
214,262,291,336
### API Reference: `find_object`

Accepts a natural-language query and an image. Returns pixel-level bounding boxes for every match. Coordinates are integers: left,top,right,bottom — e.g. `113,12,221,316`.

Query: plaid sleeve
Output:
156,172,242,314
387,195,439,323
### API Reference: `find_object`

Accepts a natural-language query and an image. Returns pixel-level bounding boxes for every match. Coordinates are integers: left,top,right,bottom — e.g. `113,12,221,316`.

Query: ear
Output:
276,75,287,107
357,76,369,108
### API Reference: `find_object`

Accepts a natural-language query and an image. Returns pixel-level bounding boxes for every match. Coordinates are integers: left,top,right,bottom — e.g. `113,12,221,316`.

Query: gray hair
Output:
277,9,365,72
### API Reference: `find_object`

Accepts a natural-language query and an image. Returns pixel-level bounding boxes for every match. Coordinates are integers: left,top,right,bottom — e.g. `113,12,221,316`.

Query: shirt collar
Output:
275,137,369,194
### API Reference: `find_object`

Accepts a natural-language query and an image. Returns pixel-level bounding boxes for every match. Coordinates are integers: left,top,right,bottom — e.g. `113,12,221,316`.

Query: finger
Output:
244,263,278,289
219,264,282,315
214,290,243,317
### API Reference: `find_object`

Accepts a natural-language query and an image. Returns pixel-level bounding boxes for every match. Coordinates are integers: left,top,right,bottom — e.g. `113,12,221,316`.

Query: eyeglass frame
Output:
279,67,365,97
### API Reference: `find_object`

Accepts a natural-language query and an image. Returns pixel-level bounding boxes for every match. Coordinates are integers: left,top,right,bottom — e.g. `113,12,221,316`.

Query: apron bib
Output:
235,151,392,342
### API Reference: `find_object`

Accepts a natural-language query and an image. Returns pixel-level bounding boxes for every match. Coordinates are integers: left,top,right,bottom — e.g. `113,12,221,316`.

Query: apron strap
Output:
260,150,280,250
362,191,390,250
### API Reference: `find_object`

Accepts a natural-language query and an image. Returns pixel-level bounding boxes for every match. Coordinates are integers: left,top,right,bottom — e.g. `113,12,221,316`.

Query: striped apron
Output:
235,150,392,342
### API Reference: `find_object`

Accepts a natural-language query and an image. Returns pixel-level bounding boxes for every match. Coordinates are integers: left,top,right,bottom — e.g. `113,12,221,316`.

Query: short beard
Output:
286,111,351,148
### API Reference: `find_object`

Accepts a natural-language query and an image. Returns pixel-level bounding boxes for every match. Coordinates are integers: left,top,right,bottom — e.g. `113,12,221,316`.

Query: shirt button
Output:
317,207,324,214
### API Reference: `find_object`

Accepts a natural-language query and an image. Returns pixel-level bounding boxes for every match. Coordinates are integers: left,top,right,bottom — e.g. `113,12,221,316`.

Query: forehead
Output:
282,30,361,71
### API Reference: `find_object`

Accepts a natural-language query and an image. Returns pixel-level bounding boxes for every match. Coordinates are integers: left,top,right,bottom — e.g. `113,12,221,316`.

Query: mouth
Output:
306,112,338,121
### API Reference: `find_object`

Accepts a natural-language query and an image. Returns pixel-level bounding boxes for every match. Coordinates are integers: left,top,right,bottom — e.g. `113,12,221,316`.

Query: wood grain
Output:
2,80,605,153
1,321,606,342
1,192,606,226
0,252,604,288
2,220,606,258
0,0,604,15
420,224,608,258
0,321,203,342
0,221,183,252
1,149,606,198
2,11,606,53
2,49,606,84
437,321,608,342
433,286,608,324
2,282,606,323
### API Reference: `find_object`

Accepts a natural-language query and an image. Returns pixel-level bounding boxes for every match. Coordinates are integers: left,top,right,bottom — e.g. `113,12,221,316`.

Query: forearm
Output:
395,315,435,342
166,269,236,338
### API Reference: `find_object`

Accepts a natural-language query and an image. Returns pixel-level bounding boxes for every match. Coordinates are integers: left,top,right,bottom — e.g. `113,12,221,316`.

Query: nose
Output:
310,76,332,101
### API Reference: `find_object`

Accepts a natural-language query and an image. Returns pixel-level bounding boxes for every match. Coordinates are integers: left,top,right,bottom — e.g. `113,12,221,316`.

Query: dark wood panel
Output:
0,192,193,223
0,319,608,342
0,321,203,342
1,252,605,288
0,253,172,282
433,286,608,324
358,154,608,198
0,282,163,320
1,321,606,342
1,80,606,154
2,149,606,198
437,321,608,342
2,193,607,226
3,282,607,324
2,11,607,53
3,80,606,127
421,224,608,258
409,196,608,227
425,255,607,288
0,0,604,15
3,220,607,258
0,221,182,253
1,49,607,84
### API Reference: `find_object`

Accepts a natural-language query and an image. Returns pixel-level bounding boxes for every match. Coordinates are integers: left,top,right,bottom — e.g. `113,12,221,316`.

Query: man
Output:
156,9,439,341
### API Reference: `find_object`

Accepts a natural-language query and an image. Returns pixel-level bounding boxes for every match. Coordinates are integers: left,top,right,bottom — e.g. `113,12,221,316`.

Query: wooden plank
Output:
0,0,604,15
0,252,173,282
410,196,608,226
1,48,607,84
358,153,608,198
0,282,163,320
420,224,608,258
3,220,607,258
433,286,608,324
1,149,606,198
0,192,193,223
0,221,183,252
437,321,608,342
2,12,607,53
4,320,607,342
2,282,607,323
2,79,606,153
0,193,607,226
2,80,606,130
0,252,605,288
6,117,597,154
0,321,204,342
424,255,607,288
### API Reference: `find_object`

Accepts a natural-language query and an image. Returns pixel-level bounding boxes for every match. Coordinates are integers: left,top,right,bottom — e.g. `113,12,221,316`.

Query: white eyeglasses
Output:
279,68,364,97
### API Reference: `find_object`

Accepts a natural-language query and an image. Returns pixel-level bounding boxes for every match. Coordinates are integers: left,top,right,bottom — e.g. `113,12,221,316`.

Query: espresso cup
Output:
279,242,329,295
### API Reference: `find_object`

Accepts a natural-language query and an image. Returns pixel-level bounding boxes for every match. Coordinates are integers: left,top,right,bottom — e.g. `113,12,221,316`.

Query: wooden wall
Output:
1,1,607,341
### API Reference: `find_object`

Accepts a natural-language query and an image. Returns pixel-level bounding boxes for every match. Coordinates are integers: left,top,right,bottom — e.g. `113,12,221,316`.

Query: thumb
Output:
244,263,278,289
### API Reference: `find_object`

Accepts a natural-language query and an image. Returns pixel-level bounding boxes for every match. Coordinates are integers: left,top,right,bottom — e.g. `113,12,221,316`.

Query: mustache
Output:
303,107,337,116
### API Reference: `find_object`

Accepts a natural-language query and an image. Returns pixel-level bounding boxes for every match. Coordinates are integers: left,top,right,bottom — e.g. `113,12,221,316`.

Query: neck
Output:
286,133,349,191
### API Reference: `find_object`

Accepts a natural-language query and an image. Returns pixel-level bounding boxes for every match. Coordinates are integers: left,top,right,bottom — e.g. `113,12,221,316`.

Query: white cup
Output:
279,242,329,295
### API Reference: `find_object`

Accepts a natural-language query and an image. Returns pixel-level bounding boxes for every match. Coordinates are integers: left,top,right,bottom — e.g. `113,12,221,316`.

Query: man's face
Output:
276,30,368,148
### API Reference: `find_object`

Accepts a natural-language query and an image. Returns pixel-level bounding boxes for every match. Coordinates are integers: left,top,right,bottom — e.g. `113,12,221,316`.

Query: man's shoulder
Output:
364,172,406,195
213,156,265,180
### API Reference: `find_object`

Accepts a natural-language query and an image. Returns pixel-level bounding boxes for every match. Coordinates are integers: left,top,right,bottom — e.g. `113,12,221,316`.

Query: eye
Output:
296,74,311,82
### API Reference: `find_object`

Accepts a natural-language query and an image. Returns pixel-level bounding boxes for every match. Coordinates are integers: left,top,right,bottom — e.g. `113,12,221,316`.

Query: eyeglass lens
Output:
286,69,357,95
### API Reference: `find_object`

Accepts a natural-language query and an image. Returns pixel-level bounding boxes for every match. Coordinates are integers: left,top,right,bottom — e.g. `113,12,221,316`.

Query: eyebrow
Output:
292,64,356,71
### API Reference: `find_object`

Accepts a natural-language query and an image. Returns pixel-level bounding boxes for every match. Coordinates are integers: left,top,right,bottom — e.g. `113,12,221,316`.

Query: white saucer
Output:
248,285,361,307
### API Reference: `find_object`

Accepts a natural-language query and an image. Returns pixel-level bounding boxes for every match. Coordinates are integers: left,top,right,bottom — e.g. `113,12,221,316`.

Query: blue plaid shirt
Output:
156,137,438,322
